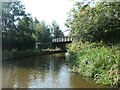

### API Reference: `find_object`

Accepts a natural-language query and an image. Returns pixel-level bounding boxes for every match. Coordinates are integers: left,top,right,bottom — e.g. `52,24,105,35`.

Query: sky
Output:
22,0,74,35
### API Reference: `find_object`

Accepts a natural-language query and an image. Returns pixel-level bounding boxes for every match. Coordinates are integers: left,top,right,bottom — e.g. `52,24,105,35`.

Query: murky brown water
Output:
0,66,2,89
2,53,105,88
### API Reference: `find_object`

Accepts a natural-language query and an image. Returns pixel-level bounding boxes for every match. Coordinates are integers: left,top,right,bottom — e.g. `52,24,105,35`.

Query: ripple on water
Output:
2,53,106,88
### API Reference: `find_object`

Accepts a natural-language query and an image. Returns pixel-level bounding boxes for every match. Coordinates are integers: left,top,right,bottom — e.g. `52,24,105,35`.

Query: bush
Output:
67,42,120,87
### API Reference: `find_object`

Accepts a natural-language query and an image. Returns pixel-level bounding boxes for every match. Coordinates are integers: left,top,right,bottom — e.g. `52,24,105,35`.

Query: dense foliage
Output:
51,21,64,38
2,1,64,51
67,42,120,86
66,1,120,87
66,2,120,44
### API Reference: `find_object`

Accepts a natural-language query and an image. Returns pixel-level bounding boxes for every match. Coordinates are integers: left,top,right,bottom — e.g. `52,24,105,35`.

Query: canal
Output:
2,53,105,88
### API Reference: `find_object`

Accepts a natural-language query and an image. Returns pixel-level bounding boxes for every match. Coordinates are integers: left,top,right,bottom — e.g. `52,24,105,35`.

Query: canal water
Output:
2,53,105,88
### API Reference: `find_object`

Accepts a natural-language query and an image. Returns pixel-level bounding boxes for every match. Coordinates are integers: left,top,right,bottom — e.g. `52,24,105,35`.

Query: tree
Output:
17,16,37,50
2,1,26,32
2,1,27,50
34,21,51,43
66,1,120,44
51,21,64,38
2,1,38,50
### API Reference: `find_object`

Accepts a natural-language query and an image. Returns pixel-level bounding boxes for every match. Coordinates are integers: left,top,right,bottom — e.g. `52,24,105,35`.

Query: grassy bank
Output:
3,50,42,60
67,42,120,87
2,48,65,60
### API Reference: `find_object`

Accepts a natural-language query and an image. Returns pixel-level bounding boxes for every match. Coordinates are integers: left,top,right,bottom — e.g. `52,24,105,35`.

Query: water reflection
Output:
2,53,104,88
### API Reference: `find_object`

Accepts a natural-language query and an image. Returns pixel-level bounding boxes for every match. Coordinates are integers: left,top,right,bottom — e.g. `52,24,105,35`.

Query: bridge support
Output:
52,43,66,51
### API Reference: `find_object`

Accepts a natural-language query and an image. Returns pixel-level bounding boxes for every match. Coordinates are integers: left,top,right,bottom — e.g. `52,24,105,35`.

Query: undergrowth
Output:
67,42,120,87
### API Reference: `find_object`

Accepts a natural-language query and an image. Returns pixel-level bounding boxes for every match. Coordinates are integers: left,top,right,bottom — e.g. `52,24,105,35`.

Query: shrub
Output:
67,42,120,86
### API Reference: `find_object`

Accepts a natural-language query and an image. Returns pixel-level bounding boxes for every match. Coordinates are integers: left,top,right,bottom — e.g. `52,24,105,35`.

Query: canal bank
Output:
67,42,120,88
2,50,67,60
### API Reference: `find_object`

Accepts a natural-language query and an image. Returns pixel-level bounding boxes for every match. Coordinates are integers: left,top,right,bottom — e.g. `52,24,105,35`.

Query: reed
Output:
67,42,120,87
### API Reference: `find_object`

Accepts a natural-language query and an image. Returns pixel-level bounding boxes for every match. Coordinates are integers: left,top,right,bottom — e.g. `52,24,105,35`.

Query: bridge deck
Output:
52,37,72,43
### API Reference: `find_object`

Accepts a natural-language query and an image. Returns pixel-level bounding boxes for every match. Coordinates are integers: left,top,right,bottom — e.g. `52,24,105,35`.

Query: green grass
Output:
67,42,120,87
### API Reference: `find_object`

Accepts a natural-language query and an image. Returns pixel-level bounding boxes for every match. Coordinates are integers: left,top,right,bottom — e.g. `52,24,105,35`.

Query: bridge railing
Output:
52,37,72,43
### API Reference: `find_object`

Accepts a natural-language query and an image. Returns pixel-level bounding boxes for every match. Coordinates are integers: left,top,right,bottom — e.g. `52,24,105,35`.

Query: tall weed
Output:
67,42,120,86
